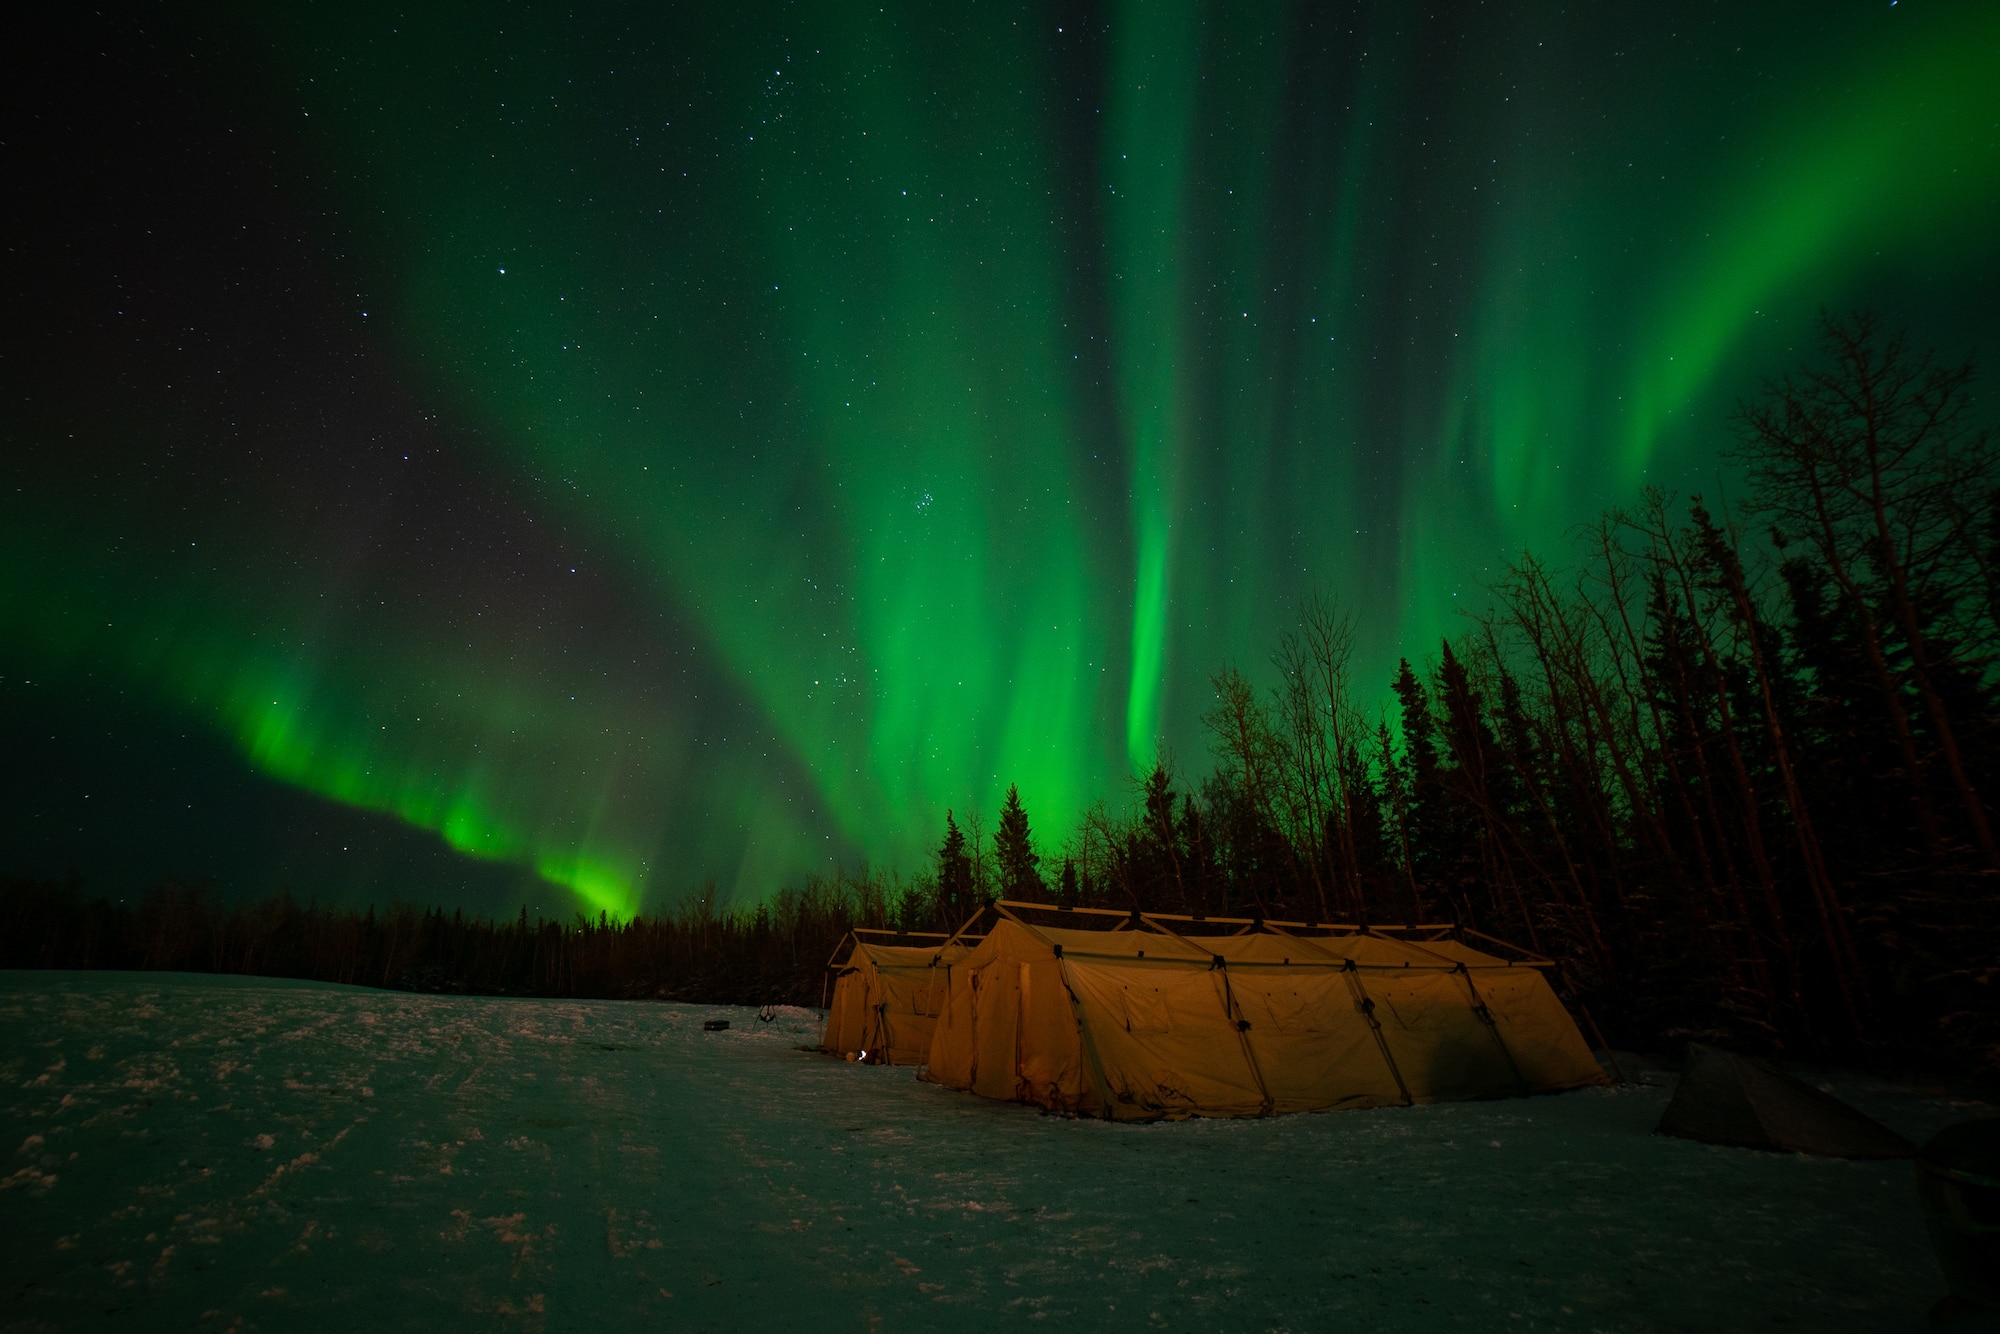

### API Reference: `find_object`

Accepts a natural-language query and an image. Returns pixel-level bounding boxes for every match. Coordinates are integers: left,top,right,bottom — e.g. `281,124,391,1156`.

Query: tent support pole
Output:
1344,962,1414,1106
1459,925,1554,965
934,905,996,957
1267,919,1465,970
1136,913,1236,960
1455,964,1530,1096
826,931,859,971
1217,966,1276,1116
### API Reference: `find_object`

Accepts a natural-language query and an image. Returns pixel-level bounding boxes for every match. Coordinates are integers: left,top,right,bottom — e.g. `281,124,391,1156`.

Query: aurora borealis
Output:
5,3,1998,918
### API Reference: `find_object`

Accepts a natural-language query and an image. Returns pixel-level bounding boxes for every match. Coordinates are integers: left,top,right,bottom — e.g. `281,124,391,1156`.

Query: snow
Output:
0,971,1983,1331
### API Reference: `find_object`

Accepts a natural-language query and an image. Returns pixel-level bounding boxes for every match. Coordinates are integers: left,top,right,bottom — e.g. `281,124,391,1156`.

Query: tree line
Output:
5,315,1994,1070
0,872,913,1006
922,314,1996,1071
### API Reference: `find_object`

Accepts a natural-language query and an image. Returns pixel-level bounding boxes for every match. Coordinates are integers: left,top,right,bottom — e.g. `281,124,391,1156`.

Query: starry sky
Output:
5,2,1998,917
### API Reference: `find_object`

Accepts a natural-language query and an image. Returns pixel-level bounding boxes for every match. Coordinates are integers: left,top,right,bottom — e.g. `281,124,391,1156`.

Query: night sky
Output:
5,2,1998,917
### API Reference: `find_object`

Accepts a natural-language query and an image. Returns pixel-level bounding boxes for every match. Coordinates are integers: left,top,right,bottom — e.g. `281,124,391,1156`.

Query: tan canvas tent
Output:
820,930,979,1065
922,902,1607,1120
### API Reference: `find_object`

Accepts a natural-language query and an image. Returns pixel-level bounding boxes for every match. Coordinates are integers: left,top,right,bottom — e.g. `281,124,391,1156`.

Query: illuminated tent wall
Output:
922,903,1607,1120
820,931,979,1065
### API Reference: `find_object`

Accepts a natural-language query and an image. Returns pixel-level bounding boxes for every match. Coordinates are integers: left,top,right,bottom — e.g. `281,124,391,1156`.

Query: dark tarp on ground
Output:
1655,1043,1915,1158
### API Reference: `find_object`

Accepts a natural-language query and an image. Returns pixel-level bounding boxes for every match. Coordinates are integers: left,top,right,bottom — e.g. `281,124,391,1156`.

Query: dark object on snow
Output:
758,1005,778,1024
703,1019,730,1032
1918,1118,2000,1322
1655,1043,1915,1159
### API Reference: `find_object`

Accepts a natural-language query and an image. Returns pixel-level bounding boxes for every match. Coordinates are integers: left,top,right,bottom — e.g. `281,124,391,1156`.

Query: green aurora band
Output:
5,2,1998,917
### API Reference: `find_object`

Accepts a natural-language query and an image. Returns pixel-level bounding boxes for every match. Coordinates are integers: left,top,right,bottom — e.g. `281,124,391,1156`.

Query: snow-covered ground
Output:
0,972,1985,1332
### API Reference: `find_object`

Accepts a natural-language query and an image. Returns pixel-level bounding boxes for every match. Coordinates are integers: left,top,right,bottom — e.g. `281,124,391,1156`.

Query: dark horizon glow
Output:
4,2,1998,917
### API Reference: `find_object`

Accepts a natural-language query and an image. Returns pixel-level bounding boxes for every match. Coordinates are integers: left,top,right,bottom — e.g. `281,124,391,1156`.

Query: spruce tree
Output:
1391,657,1441,893
994,784,1041,900
937,810,974,923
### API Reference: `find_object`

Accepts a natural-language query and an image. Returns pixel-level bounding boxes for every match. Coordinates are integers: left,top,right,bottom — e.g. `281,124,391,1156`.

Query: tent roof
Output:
851,941,954,964
979,908,1520,972
831,935,979,972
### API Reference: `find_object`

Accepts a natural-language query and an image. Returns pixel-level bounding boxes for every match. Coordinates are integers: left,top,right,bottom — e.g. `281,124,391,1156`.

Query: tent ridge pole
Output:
1459,925,1553,965
934,905,995,957
1136,913,1225,960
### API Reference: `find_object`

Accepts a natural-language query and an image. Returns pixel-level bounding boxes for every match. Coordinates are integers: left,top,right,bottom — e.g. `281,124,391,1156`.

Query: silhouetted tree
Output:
994,784,1042,900
937,810,975,924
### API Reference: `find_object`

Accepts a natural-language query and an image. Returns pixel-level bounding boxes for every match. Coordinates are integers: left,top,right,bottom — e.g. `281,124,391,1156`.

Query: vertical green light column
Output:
1107,0,1200,771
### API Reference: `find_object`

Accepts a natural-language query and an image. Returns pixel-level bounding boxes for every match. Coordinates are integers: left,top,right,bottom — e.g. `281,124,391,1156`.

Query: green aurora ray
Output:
4,2,1997,917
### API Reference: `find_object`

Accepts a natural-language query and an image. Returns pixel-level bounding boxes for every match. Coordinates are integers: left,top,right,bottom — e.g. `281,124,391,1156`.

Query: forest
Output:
6,315,1996,1072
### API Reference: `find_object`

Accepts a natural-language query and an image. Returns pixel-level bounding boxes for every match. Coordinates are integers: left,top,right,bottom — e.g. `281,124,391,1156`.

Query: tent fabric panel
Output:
822,969,870,1055
925,921,1040,1092
1037,923,1208,961
821,940,969,1064
871,963,949,1065
1229,967,1408,1113
926,962,979,1088
1060,958,1266,1120
1226,933,1397,968
877,1014,938,1066
1473,969,1610,1092
853,942,962,968
1214,935,1333,966
969,958,1023,1102
1017,958,1095,1114
873,963,949,1006
920,922,1098,1113
823,941,969,1066
1364,970,1522,1103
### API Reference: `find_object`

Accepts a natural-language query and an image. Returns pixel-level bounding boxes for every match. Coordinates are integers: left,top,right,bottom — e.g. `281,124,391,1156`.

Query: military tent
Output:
922,902,1607,1120
820,930,978,1065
